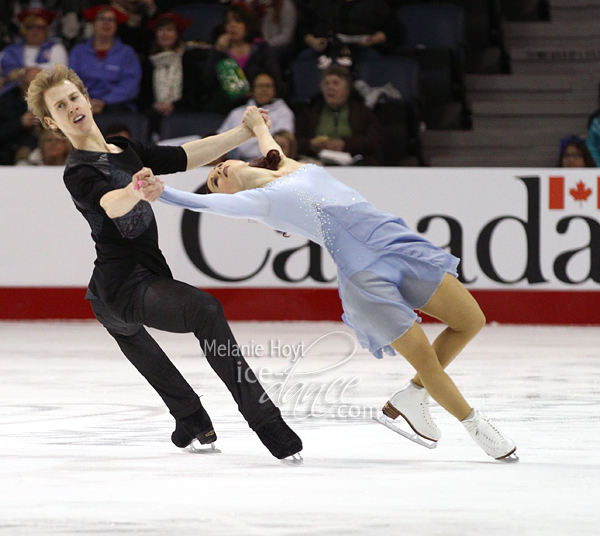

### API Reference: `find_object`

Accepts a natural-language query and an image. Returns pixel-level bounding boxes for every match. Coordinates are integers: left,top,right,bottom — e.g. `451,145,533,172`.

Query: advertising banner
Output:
1,166,598,322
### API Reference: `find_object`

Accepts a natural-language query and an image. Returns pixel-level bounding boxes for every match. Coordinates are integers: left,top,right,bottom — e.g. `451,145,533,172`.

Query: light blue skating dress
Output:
160,164,459,358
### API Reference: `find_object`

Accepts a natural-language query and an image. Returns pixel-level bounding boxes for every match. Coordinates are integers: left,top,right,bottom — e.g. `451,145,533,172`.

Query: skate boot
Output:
256,416,303,463
172,404,219,453
462,409,518,461
382,380,441,442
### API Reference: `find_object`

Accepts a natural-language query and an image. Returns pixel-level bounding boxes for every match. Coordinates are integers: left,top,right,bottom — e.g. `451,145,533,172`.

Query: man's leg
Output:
127,276,281,432
90,298,203,420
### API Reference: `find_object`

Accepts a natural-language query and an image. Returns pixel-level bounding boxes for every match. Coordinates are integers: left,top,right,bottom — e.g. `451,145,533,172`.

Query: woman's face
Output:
225,12,246,42
252,74,276,107
156,22,179,50
322,75,350,109
562,144,586,168
207,160,248,193
23,16,49,47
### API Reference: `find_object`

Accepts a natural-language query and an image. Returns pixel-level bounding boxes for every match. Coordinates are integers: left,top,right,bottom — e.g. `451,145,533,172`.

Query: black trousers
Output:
90,266,279,431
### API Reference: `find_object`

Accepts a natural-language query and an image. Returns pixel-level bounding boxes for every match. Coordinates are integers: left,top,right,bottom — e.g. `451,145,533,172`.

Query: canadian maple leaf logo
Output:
569,180,592,206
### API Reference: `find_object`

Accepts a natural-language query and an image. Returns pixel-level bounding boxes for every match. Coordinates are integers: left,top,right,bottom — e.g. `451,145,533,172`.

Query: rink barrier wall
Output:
1,287,599,324
1,166,599,322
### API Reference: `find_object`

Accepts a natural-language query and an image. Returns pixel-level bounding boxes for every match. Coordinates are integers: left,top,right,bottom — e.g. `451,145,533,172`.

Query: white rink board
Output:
1,165,599,290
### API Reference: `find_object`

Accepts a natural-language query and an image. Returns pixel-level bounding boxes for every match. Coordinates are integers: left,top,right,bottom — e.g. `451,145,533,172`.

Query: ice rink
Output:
1,320,599,535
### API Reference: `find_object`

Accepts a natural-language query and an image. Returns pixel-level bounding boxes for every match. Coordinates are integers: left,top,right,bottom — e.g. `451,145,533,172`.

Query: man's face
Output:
252,75,276,107
93,9,118,39
44,80,94,140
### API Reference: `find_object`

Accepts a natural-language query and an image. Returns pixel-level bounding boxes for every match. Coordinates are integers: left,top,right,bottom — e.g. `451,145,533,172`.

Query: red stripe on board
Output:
549,176,564,209
1,287,600,324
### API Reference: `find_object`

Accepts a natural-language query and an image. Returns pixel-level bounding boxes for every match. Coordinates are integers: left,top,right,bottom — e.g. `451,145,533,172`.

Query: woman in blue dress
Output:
137,106,518,461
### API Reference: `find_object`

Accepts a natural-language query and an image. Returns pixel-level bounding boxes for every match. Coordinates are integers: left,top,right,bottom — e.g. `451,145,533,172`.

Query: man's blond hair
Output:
26,64,89,128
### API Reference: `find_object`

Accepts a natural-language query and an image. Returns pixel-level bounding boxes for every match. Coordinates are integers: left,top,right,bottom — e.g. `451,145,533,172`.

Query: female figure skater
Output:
142,106,518,461
25,66,302,462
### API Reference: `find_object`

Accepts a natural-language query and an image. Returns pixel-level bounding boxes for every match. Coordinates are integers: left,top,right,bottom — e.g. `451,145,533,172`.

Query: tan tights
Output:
390,274,486,421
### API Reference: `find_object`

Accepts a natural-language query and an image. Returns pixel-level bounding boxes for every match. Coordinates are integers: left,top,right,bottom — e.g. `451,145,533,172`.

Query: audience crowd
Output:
1,0,598,167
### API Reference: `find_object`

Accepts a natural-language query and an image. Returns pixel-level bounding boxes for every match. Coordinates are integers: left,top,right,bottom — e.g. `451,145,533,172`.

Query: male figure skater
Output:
26,65,301,461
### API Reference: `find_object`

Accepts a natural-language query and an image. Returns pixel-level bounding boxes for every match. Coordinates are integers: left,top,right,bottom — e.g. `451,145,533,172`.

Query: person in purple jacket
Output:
1,9,67,83
69,5,141,114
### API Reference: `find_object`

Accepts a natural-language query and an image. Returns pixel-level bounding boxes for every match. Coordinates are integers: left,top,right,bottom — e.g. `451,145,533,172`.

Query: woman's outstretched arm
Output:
243,106,285,159
182,109,272,169
160,185,269,220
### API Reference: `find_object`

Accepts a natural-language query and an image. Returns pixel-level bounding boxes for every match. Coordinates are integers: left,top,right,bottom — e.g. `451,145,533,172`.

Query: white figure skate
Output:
462,409,518,462
373,381,441,449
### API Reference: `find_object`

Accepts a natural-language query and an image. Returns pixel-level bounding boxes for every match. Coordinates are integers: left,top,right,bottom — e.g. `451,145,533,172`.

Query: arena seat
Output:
159,112,226,141
173,3,226,43
95,112,150,143
395,3,471,129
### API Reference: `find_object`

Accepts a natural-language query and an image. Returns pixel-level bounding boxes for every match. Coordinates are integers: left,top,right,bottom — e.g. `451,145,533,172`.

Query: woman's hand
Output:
132,167,164,202
305,34,327,52
152,101,175,116
215,33,232,53
242,106,268,132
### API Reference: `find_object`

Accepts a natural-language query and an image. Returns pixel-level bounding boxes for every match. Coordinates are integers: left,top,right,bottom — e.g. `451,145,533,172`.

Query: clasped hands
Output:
132,167,163,202
243,105,270,133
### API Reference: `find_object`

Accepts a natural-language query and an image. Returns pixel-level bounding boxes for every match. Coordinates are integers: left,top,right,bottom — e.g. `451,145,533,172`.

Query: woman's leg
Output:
390,322,471,421
412,274,486,388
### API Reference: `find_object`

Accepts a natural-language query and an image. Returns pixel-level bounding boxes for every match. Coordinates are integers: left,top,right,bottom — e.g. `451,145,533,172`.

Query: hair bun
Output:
249,149,281,171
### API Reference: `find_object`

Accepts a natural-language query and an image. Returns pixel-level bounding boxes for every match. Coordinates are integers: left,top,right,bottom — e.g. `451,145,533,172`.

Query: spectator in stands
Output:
69,5,142,113
0,67,41,165
24,128,72,166
203,3,282,114
558,136,596,168
242,0,298,67
111,0,158,57
586,110,600,166
217,72,294,161
300,0,392,67
138,12,198,130
1,9,68,82
296,64,380,165
273,129,297,159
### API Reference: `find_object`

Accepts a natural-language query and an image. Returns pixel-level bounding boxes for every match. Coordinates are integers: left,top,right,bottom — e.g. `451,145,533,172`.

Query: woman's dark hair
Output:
225,3,261,43
249,149,281,170
557,136,596,167
207,150,281,193
150,18,184,55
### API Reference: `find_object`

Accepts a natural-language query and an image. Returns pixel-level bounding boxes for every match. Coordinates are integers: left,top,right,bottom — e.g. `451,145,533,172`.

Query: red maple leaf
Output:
569,180,592,205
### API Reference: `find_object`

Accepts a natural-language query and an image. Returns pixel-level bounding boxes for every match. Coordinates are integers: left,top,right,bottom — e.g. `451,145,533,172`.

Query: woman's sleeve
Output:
160,185,269,219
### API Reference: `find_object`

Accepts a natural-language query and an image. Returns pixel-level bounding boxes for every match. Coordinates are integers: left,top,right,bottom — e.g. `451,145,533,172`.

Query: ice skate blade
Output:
187,440,221,454
497,451,519,463
280,453,303,466
373,415,438,450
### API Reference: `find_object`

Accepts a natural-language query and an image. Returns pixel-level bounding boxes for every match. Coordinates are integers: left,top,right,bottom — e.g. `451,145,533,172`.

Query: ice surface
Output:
1,321,599,535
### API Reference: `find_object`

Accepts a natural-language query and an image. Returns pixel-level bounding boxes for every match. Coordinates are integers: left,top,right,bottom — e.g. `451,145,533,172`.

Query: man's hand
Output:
132,167,164,202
